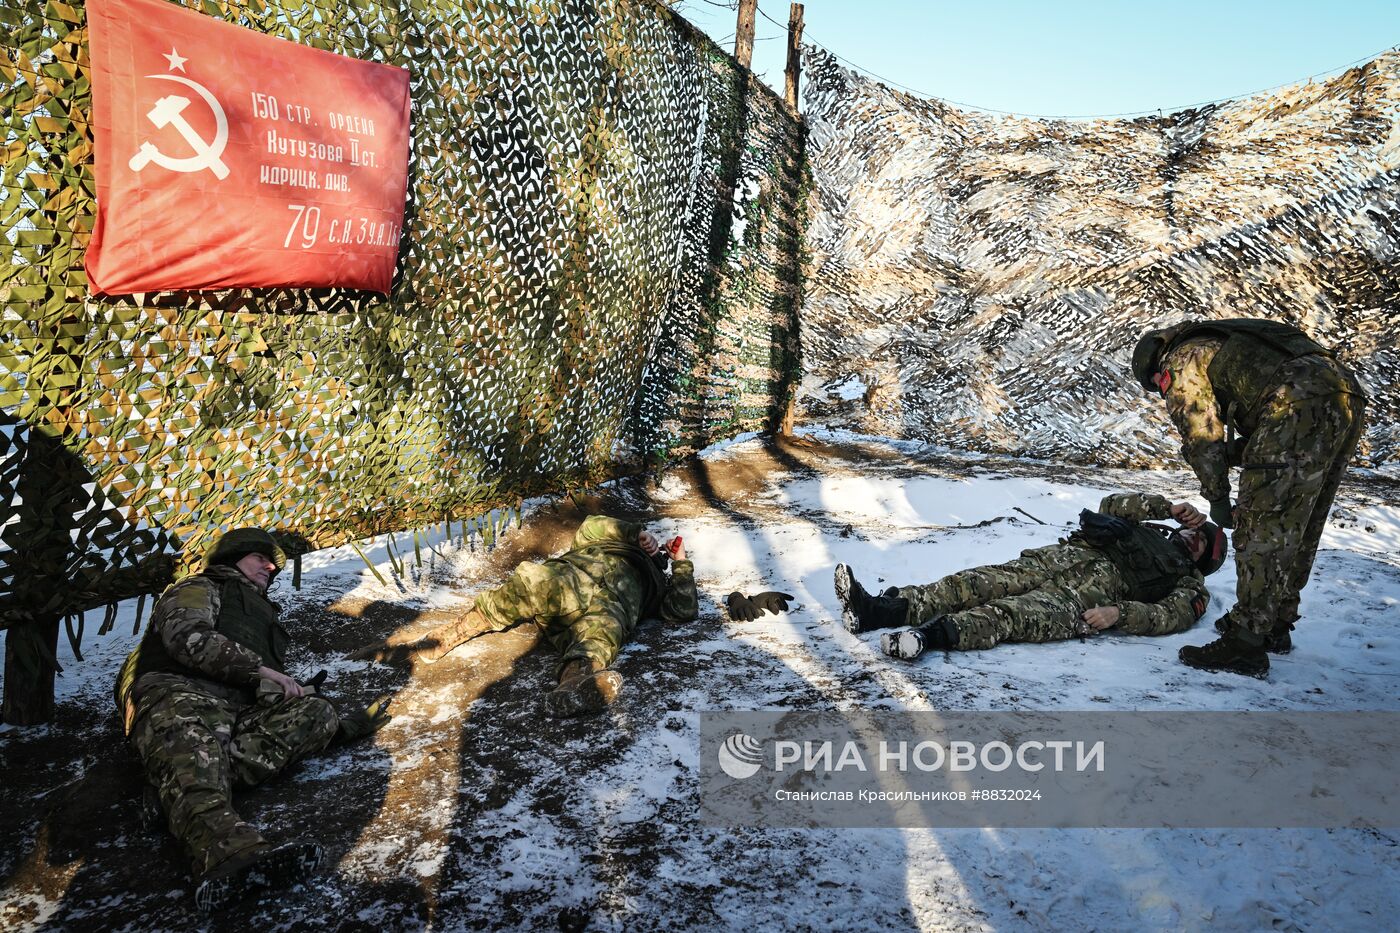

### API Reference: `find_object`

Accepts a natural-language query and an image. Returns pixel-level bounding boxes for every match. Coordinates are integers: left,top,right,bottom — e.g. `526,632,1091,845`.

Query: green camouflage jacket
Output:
1159,337,1363,503
115,565,284,727
551,515,699,622
1086,492,1210,636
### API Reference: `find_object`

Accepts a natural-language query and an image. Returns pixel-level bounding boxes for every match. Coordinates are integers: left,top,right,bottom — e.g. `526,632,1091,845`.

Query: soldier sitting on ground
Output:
115,528,390,912
834,492,1228,660
353,515,698,717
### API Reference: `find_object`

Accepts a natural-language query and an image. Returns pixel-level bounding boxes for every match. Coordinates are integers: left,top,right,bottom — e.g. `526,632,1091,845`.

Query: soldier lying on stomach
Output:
352,514,698,718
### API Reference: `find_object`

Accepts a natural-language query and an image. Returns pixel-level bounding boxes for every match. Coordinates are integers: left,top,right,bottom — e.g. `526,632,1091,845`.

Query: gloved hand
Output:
726,592,759,622
749,592,795,615
1208,497,1235,529
336,695,392,743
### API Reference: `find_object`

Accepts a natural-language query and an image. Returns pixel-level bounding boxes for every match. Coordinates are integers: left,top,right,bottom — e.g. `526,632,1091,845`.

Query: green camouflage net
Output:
0,0,804,635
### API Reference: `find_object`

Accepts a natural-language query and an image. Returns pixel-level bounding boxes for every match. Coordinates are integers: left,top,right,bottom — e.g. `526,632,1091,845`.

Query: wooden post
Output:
2,417,76,724
735,0,757,69
784,3,804,112
2,619,61,725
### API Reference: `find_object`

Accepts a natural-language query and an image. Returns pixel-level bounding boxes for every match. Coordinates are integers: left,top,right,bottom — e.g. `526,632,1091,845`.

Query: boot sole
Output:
195,841,323,913
834,564,861,633
880,631,924,661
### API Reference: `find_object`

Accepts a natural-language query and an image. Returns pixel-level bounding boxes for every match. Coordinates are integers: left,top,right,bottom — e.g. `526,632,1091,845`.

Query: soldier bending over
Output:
835,493,1227,660
1132,317,1367,677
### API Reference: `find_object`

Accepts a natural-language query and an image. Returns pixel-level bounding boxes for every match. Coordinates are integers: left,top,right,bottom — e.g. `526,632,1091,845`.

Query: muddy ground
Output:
2,434,1398,931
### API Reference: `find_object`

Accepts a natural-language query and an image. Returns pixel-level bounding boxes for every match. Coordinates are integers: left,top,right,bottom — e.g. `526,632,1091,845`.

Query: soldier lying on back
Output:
834,492,1227,659
114,528,389,912
352,515,698,717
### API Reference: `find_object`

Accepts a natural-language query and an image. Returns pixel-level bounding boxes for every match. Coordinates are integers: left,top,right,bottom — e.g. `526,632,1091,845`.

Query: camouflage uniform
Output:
470,515,698,676
1159,336,1367,637
116,536,338,879
897,493,1209,650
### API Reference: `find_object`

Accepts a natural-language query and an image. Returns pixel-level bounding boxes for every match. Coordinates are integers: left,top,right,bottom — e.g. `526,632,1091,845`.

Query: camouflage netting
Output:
799,46,1400,468
0,0,804,635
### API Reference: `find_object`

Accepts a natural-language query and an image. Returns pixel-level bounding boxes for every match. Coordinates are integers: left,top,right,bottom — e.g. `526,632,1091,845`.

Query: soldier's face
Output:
236,551,277,590
1176,528,1208,560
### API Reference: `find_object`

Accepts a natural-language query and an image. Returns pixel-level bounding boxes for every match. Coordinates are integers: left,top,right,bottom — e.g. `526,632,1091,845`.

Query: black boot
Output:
834,564,909,633
1179,626,1269,679
1215,613,1293,655
1264,622,1294,655
881,616,958,661
194,841,324,913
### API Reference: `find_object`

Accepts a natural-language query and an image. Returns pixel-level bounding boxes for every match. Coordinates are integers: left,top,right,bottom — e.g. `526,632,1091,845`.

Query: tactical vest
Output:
1076,521,1196,604
1163,319,1330,433
117,573,287,709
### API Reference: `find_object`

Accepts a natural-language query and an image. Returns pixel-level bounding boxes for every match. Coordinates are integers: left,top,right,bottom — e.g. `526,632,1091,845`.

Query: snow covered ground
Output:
2,431,1398,931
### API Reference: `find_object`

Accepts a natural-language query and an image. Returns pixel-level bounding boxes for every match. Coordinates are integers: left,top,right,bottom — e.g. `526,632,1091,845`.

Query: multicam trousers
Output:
1233,389,1367,635
130,687,338,877
897,544,1128,650
474,559,644,677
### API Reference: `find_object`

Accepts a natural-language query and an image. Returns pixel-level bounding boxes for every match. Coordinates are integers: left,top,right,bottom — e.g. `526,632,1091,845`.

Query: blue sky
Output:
670,0,1400,117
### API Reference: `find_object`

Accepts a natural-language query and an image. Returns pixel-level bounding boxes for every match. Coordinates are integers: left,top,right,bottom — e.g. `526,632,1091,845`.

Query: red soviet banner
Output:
85,0,411,295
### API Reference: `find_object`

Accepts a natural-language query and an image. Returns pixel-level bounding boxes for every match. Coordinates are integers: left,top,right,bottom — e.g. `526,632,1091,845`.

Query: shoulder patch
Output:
170,577,217,610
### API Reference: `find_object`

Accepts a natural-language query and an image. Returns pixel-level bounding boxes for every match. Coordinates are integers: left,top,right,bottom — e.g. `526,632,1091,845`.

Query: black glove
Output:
336,695,392,743
1208,496,1235,529
749,592,795,615
726,592,761,622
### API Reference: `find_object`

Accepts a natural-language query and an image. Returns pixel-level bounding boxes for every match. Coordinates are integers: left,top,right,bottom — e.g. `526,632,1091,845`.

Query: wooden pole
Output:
735,0,757,70
2,619,60,725
2,416,75,724
784,3,804,112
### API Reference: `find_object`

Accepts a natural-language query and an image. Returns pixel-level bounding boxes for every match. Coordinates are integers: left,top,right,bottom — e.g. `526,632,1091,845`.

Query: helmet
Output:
1130,326,1182,394
1194,522,1228,576
203,527,287,578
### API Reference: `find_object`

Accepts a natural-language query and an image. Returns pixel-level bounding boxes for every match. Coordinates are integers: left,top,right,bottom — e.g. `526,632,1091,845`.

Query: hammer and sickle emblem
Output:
128,74,230,180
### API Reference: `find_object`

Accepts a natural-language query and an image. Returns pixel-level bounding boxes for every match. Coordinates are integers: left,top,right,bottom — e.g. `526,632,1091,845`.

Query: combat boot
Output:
544,660,623,718
880,616,958,661
1179,627,1269,679
1215,613,1293,654
416,607,490,663
194,840,324,913
1264,622,1294,655
834,564,909,633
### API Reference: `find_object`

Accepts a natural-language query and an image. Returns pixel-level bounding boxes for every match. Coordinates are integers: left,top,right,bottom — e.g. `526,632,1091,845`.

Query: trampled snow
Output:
2,433,1397,930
